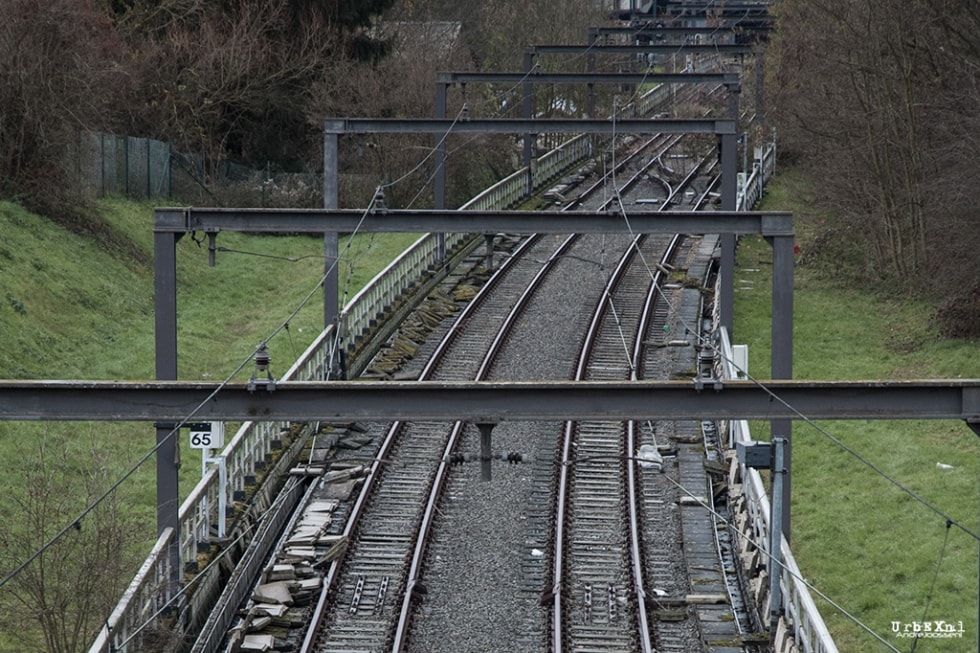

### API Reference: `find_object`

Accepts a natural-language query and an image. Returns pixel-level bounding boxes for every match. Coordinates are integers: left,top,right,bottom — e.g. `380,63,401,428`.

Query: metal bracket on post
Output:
434,78,448,264
484,234,495,270
522,51,535,196
206,228,219,267
735,440,771,468
964,387,980,434
736,438,787,640
322,120,342,332
476,422,496,482
769,437,787,637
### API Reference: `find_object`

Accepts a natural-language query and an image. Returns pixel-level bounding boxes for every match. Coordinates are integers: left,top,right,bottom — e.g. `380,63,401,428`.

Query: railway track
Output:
196,116,766,653
300,230,638,653
549,230,680,653
545,158,745,653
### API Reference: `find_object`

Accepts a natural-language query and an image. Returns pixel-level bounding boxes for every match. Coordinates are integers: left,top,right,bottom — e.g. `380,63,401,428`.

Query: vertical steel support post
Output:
523,51,534,196
587,28,598,118
769,437,787,638
477,423,495,482
434,80,448,262
754,45,765,127
323,121,341,332
737,438,787,640
435,79,448,211
153,227,181,591
770,234,794,541
719,133,738,335
719,78,740,334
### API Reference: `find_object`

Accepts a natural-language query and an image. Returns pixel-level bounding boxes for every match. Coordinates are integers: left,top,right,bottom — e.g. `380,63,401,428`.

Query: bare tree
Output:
332,0,610,209
770,0,928,279
113,0,398,182
0,430,147,653
768,0,980,335
306,16,511,208
0,0,129,215
115,0,332,181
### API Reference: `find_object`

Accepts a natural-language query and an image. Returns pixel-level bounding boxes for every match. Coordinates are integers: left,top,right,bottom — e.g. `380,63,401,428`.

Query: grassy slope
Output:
0,198,419,650
735,170,980,651
0,195,421,496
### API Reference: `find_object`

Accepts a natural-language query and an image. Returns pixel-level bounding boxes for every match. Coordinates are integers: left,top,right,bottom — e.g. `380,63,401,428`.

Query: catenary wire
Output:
594,99,978,649
0,104,477,590
910,520,953,653
601,145,979,543
0,353,253,590
585,44,979,595
113,476,301,649
563,450,907,652
654,468,906,653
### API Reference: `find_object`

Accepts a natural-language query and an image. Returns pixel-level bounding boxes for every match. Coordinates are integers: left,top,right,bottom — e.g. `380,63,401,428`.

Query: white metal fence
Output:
718,328,839,653
737,139,777,211
722,133,836,652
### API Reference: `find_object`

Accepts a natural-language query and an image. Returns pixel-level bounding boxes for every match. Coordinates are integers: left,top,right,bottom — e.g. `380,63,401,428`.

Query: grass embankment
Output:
0,197,419,651
735,170,980,652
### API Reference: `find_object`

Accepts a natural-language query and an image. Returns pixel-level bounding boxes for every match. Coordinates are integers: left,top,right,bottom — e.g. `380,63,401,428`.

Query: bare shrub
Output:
0,430,148,653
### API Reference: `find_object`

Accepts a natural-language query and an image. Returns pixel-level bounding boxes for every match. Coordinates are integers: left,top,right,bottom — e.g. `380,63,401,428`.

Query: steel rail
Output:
550,135,715,652
392,109,674,649
552,231,676,653
390,232,582,651
628,228,684,649
300,235,546,652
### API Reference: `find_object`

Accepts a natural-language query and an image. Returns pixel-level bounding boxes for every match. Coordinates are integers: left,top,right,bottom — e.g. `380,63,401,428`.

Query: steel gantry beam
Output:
435,71,739,86
322,114,744,333
161,111,754,553
328,117,734,135
155,206,793,386
3,379,979,423
165,106,746,541
156,207,789,235
322,115,742,324
527,44,754,56
589,25,772,40
521,46,754,120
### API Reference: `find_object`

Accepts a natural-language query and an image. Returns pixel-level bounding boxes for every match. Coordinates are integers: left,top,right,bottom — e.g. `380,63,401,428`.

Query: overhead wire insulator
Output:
248,342,276,392
371,187,387,214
